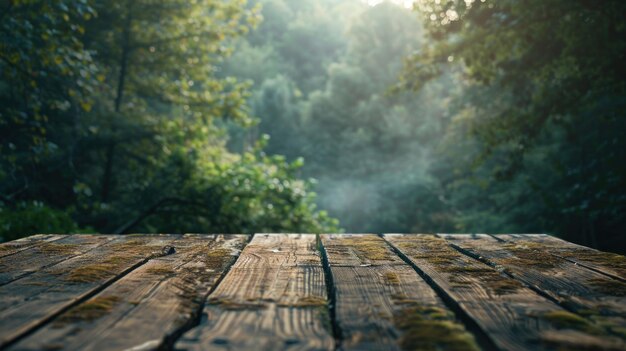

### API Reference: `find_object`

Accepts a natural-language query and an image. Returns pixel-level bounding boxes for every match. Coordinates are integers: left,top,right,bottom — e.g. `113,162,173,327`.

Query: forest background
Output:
2,0,625,253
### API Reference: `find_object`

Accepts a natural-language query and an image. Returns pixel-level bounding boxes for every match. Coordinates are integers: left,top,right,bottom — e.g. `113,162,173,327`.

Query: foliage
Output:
220,0,625,252
400,0,626,250
1,0,98,168
2,0,623,253
222,1,459,233
0,202,85,242
0,0,338,239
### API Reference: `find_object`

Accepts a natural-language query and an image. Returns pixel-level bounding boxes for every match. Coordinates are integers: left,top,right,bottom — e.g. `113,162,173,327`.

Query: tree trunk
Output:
101,0,133,203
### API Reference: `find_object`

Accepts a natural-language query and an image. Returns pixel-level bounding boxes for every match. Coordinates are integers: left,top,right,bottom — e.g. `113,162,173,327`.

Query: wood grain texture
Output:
442,234,626,349
0,234,179,348
385,234,626,351
495,234,626,282
3,233,626,351
0,234,115,286
0,234,66,259
176,234,334,351
8,234,247,351
322,234,479,351
322,233,405,266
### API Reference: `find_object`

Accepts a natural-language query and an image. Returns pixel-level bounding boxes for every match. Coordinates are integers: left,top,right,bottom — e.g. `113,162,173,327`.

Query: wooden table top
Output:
0,233,625,351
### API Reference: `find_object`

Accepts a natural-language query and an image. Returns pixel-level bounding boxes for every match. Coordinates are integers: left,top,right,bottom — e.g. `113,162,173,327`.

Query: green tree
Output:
0,0,99,236
401,0,626,250
0,0,339,239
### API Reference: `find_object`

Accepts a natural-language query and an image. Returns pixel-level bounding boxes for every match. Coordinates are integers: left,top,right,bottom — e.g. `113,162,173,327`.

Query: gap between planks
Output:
0,235,117,287
176,234,334,351
0,234,180,349
3,234,626,351
321,234,482,351
8,234,247,351
0,234,67,259
492,234,626,283
441,233,626,350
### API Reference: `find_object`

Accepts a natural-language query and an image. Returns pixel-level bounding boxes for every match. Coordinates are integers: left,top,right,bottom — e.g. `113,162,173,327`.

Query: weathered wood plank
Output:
0,234,66,259
8,234,246,351
0,234,115,286
386,234,626,351
442,234,626,349
0,234,179,348
495,234,626,282
322,233,405,266
322,234,479,351
176,234,334,351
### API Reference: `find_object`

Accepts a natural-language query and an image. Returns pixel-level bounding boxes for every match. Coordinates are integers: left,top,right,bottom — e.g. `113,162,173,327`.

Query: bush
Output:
0,202,85,242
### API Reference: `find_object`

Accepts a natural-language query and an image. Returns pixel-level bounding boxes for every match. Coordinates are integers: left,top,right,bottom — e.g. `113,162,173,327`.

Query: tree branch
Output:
113,197,207,234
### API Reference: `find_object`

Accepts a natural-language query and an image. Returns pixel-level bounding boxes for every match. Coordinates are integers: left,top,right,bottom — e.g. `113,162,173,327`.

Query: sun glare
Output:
365,0,415,9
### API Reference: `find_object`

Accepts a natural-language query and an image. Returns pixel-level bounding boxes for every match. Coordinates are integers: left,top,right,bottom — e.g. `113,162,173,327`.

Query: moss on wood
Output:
548,246,626,274
587,278,626,297
0,242,31,252
37,243,80,255
537,310,626,350
326,235,394,261
346,236,394,261
61,239,168,283
542,311,594,331
391,293,419,305
394,236,523,295
478,273,523,295
55,296,121,324
204,248,236,268
277,296,327,308
145,265,175,276
540,330,626,351
499,242,562,270
384,272,400,285
207,297,268,310
394,304,480,351
64,264,115,283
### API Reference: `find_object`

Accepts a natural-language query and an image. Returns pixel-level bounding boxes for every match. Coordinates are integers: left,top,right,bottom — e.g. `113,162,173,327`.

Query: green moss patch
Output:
560,248,626,272
61,240,169,283
37,243,80,255
384,272,401,285
391,293,420,305
394,236,522,295
145,265,176,276
324,235,395,261
343,235,395,261
542,311,594,331
0,242,31,252
500,242,562,270
394,304,480,351
540,330,626,351
478,273,523,295
64,264,115,283
207,297,268,310
204,248,236,268
587,278,626,297
55,296,121,324
277,296,327,308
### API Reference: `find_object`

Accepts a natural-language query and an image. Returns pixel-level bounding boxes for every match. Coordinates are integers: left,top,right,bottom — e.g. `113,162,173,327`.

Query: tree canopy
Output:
1,0,624,253
0,0,338,240
398,0,626,250
217,0,625,252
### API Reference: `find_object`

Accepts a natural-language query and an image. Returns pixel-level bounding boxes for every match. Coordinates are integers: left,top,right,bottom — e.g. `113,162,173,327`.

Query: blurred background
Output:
1,0,625,253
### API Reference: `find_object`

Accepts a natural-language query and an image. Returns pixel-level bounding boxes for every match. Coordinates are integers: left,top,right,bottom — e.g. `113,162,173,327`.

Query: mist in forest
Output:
223,0,446,233
2,0,625,253
221,0,626,252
